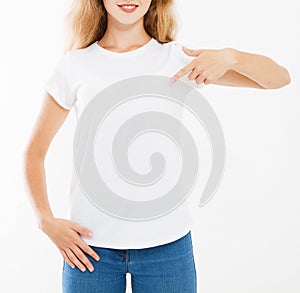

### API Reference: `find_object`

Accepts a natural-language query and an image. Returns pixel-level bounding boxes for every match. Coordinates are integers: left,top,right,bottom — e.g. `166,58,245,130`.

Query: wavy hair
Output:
64,0,178,53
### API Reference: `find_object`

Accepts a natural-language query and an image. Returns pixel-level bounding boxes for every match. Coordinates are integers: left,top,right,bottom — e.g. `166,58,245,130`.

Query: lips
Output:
117,4,139,13
117,4,139,7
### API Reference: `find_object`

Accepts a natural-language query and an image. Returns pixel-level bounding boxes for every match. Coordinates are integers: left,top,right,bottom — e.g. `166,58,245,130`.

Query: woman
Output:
23,0,291,292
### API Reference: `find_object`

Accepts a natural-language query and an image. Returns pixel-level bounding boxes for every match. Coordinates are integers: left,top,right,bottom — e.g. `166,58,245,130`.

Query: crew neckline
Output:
92,37,156,57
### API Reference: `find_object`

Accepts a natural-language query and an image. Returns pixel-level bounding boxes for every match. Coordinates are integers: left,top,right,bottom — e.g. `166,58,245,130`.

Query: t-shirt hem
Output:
82,226,192,249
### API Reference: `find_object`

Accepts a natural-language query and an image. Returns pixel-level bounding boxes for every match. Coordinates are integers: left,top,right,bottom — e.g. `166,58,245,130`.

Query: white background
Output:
1,0,299,292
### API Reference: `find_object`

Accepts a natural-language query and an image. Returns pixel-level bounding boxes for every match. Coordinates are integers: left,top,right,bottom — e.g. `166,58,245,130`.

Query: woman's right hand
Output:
40,217,101,272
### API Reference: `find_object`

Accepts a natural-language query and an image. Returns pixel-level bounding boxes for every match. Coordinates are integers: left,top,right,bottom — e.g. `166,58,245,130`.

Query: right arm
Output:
22,93,100,272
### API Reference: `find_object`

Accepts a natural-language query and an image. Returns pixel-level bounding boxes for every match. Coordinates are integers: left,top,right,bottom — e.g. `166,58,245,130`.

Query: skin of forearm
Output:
229,48,291,89
23,151,54,230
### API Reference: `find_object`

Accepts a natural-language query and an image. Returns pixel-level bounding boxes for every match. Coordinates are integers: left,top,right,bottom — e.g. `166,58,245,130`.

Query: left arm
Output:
216,48,291,89
171,46,291,89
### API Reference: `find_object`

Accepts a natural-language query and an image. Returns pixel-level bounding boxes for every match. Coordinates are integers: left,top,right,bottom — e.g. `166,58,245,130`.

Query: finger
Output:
188,68,200,80
65,248,87,272
196,74,206,85
61,249,75,269
203,78,209,85
77,240,101,262
182,46,205,57
72,245,95,272
171,63,194,82
71,222,93,238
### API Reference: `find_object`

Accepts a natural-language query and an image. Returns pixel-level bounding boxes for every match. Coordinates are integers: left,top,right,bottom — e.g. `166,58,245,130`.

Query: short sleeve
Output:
43,52,75,110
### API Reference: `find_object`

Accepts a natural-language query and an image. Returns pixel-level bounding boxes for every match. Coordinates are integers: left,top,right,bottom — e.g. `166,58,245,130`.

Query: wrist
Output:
38,214,55,231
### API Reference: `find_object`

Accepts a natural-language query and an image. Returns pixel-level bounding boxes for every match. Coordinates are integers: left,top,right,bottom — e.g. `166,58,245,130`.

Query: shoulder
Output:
47,44,95,78
164,39,195,63
61,43,95,66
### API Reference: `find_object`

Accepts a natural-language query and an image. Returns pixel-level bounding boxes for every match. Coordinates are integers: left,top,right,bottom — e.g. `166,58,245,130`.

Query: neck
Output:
99,16,151,50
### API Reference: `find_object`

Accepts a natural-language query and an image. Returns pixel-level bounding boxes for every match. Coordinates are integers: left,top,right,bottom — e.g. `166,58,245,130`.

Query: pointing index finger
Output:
171,62,194,82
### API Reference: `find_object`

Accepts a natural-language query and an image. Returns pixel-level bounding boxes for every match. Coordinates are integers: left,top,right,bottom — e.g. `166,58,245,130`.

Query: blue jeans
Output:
62,230,197,292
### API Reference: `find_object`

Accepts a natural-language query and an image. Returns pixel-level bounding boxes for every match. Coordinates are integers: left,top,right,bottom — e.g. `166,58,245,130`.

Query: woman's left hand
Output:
171,46,236,86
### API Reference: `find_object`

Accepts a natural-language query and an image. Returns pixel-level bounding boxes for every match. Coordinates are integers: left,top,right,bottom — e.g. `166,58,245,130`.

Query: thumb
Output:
182,46,204,56
72,222,94,238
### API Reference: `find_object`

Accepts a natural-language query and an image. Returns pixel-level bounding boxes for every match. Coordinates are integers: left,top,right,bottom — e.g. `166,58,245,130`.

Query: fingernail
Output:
88,231,93,237
170,77,176,83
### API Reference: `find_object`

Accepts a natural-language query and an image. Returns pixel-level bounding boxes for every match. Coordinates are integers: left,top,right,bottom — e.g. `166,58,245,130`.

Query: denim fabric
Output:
62,230,197,292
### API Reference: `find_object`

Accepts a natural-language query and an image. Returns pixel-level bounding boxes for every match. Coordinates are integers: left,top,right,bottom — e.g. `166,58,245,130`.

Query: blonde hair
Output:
64,0,178,53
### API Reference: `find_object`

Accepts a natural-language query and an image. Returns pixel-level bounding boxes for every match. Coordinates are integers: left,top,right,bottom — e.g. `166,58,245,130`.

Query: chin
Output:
108,7,145,25
114,16,142,25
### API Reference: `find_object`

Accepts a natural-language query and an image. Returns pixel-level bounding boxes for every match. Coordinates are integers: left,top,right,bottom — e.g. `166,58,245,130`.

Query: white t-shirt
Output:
43,37,204,249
